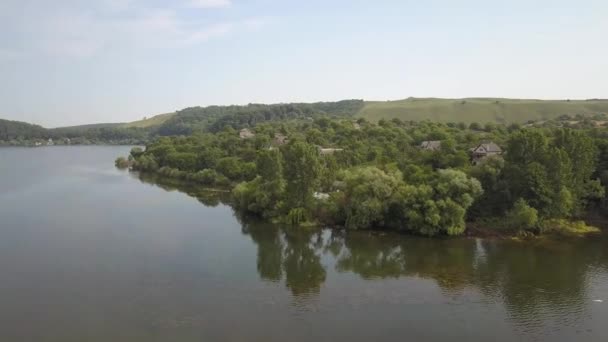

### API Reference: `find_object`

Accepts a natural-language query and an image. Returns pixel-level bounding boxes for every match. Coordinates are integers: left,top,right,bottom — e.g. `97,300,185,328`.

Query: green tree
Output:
506,199,539,230
282,141,321,210
339,167,403,230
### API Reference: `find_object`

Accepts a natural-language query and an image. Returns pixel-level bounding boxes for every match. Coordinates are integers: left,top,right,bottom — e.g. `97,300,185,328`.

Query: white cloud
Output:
187,0,232,9
2,1,258,58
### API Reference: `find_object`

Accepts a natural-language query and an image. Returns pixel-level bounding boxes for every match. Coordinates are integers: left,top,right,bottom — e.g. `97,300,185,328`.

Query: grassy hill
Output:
122,112,176,128
50,122,123,131
357,98,608,124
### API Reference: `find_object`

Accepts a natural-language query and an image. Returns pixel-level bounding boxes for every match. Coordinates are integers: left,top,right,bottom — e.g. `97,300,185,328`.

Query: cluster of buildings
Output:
419,140,503,164
239,128,343,155
240,128,503,164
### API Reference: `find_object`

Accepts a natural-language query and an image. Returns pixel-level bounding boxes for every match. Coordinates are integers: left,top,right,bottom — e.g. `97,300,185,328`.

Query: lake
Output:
1,146,607,342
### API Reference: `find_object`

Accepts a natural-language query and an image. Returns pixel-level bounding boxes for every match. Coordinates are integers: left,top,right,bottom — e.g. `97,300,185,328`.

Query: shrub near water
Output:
540,219,600,236
114,157,130,169
506,199,539,231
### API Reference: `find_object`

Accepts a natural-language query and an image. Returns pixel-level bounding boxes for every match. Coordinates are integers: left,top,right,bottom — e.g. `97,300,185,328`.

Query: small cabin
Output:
471,142,503,164
318,147,344,155
419,140,442,151
239,128,255,139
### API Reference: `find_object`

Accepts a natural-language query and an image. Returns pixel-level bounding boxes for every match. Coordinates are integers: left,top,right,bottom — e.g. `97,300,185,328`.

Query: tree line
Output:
123,117,608,236
1,100,364,145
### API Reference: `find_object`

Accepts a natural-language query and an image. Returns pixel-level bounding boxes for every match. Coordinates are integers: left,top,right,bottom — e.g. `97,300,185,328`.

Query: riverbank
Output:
121,168,605,241
466,219,603,240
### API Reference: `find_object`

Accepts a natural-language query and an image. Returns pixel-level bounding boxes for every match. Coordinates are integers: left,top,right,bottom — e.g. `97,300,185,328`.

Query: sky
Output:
0,0,607,127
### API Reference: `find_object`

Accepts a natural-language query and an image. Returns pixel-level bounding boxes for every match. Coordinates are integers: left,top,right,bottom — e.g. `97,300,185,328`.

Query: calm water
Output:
1,146,608,342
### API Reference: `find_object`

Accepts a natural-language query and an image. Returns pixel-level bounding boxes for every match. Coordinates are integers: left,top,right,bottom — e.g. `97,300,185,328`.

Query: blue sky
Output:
1,0,607,127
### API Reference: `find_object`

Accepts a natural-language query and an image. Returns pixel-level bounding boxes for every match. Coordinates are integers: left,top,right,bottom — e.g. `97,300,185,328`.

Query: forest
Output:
0,119,149,146
120,115,608,237
0,100,364,145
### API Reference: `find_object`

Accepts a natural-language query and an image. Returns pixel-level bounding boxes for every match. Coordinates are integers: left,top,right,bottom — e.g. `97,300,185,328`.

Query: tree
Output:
390,169,483,236
282,141,321,211
339,167,403,230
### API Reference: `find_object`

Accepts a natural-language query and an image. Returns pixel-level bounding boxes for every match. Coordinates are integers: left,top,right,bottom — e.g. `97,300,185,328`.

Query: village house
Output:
470,142,503,164
318,147,344,155
419,140,442,151
46,138,54,146
239,128,255,139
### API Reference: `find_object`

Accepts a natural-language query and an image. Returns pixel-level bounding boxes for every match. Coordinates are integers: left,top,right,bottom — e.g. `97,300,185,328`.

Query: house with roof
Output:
239,128,255,139
318,147,344,155
419,140,442,151
470,142,503,164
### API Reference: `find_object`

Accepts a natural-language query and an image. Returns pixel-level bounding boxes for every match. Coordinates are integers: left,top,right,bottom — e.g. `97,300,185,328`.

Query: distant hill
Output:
0,118,47,141
50,122,124,133
122,113,176,128
4,98,608,144
357,98,608,124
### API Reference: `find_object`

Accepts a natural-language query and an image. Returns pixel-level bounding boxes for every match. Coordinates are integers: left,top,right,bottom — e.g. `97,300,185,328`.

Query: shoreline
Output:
121,169,606,241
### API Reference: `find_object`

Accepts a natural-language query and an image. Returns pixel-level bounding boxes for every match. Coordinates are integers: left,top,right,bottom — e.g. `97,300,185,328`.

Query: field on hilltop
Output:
357,98,608,124
122,112,176,128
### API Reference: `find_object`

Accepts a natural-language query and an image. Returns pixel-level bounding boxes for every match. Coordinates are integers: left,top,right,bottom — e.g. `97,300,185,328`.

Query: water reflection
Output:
245,223,607,331
131,172,231,207
135,173,608,334
241,219,327,297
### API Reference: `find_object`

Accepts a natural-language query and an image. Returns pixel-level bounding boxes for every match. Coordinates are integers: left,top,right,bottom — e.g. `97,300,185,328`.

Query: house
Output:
419,140,442,151
239,128,255,139
471,142,503,164
313,192,330,200
353,122,361,130
318,147,344,155
46,138,54,146
273,133,288,145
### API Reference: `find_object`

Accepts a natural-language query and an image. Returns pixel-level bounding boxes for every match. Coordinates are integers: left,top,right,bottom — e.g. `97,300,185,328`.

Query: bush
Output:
287,207,307,226
190,169,221,185
130,147,144,159
115,156,130,169
506,199,538,231
540,219,600,236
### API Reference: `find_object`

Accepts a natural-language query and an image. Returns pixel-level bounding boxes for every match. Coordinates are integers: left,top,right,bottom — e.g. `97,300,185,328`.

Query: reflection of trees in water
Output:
336,234,477,292
473,239,597,330
132,172,608,329
132,172,230,207
283,229,326,296
242,219,326,297
241,219,283,282
244,222,607,329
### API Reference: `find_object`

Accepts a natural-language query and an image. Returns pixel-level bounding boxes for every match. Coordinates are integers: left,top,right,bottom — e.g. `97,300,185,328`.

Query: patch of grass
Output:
540,219,600,236
357,98,608,124
122,112,176,128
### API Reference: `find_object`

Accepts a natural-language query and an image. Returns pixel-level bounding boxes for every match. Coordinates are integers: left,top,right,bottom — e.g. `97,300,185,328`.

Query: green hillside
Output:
357,98,608,124
0,118,47,141
122,112,176,128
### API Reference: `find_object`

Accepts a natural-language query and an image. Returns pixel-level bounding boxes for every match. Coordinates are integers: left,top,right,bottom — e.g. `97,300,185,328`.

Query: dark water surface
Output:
1,146,607,342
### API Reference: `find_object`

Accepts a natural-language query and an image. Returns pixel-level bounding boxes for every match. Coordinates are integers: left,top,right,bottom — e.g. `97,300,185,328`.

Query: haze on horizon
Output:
1,0,607,127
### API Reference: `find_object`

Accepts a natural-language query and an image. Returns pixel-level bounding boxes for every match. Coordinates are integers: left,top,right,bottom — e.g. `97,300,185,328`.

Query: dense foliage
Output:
0,119,149,145
155,100,364,136
0,119,47,141
1,100,364,145
125,116,608,236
